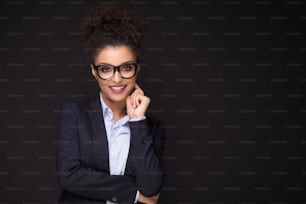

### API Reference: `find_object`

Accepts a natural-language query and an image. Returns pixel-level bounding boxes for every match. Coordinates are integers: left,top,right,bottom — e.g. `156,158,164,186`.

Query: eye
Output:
121,64,134,71
98,65,112,73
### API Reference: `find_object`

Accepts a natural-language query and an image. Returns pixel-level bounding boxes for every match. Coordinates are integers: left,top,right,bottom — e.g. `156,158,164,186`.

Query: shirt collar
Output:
99,92,129,125
99,92,113,120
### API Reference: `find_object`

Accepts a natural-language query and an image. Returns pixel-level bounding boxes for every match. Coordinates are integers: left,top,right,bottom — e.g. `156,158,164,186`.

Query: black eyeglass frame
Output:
92,62,139,80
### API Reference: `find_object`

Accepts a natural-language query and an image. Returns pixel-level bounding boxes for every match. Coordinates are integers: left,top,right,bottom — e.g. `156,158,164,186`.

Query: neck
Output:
102,95,126,121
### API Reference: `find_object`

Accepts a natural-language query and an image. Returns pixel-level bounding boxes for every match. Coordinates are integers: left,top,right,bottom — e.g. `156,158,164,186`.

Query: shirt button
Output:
112,197,117,202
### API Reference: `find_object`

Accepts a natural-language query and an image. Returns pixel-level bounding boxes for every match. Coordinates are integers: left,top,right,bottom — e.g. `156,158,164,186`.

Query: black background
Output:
1,0,306,203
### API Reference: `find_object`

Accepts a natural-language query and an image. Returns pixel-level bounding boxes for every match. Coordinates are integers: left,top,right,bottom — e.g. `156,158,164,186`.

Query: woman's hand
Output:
126,84,150,119
137,192,160,204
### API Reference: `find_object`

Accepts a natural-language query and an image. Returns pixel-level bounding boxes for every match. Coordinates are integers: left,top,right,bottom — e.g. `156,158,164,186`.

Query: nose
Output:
112,70,122,83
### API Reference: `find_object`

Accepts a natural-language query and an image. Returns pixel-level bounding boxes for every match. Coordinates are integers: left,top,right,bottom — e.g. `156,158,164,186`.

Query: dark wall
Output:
1,0,305,203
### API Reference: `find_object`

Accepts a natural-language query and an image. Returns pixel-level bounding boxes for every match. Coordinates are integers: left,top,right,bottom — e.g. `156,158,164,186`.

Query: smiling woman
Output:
56,2,165,204
91,45,140,113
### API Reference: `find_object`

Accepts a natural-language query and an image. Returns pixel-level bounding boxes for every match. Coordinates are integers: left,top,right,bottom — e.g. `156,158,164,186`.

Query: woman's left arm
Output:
126,84,165,197
129,118,165,197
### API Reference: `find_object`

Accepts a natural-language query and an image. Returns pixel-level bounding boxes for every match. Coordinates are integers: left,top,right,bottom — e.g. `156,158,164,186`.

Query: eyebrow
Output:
95,60,137,66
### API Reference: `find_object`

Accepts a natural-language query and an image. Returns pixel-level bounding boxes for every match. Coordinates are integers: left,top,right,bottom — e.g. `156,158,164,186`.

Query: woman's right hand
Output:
137,192,160,204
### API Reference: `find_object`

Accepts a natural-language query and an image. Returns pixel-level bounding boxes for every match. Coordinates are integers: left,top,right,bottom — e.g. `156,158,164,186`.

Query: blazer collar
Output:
89,92,102,110
88,93,110,172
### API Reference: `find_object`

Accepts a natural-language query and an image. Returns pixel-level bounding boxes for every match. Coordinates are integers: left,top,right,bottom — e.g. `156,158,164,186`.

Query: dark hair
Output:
81,2,149,63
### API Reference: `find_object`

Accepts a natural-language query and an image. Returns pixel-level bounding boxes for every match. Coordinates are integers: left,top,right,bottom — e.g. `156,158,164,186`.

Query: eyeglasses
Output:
92,62,138,80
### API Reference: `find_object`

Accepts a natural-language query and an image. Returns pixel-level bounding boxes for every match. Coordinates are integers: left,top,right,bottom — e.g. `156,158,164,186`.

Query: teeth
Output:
111,86,124,90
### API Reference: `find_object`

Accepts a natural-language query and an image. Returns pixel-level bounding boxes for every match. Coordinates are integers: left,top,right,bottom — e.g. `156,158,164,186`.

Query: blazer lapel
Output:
124,149,134,176
88,93,110,173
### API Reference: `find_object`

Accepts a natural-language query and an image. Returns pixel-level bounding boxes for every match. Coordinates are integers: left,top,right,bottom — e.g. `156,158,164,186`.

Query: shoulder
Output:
60,92,100,111
60,99,89,113
59,94,98,118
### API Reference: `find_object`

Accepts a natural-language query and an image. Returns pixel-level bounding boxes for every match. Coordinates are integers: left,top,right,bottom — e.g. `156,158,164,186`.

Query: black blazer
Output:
56,93,165,204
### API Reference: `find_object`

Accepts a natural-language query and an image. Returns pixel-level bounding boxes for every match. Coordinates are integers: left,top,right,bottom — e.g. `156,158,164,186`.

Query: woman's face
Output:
91,45,139,106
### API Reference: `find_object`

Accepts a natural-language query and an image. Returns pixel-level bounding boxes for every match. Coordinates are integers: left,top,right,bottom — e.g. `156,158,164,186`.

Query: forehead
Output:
95,45,136,66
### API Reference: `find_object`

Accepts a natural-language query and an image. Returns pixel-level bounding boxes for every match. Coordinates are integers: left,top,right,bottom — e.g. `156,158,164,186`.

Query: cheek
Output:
128,78,137,87
96,79,108,89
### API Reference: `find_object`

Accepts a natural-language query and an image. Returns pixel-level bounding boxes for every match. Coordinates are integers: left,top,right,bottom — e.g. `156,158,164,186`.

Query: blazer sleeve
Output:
129,117,165,197
57,102,137,203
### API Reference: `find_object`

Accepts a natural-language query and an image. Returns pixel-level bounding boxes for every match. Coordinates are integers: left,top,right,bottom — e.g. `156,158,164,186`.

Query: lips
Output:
109,85,126,93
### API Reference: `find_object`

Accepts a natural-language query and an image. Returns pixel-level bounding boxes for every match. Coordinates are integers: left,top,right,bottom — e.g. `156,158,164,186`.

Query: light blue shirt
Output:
100,93,142,204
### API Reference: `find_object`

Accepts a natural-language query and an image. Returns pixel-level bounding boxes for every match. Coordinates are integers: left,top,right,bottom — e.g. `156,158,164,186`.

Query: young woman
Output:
56,3,165,204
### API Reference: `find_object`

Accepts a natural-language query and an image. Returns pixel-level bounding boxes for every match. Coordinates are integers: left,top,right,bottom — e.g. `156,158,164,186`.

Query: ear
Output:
90,64,97,78
137,64,141,72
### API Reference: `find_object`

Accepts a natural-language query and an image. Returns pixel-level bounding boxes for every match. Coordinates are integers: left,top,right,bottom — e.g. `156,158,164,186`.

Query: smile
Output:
109,85,126,93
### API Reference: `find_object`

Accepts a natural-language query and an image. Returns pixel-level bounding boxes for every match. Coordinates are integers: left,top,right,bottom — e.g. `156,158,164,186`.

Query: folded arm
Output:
57,103,137,203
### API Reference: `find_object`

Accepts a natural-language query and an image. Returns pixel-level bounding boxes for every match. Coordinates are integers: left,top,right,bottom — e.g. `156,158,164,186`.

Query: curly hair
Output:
81,2,149,63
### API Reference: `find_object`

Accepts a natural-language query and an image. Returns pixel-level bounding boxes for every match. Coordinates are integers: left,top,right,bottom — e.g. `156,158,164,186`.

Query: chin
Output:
104,91,129,103
110,95,128,103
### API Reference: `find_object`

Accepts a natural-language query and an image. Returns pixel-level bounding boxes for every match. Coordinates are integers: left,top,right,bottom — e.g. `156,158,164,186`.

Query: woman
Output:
56,2,165,204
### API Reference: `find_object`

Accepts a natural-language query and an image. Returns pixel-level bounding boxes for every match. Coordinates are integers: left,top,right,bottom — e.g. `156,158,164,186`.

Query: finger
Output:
135,94,141,107
133,97,136,108
130,90,141,107
130,95,134,108
126,96,132,109
131,93,136,108
134,83,144,95
138,95,150,109
135,95,141,108
134,83,140,90
133,92,142,108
